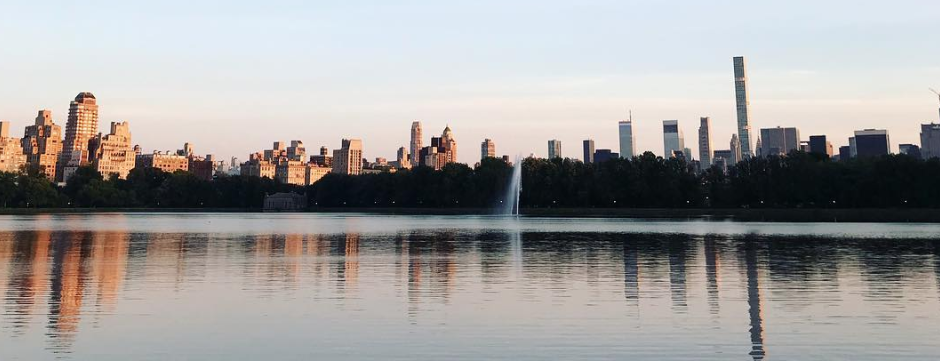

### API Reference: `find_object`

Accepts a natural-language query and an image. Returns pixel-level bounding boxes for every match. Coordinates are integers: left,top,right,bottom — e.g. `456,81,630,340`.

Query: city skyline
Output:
1,1,939,164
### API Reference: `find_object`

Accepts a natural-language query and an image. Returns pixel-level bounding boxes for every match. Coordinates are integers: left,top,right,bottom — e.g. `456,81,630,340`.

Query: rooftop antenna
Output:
629,109,633,123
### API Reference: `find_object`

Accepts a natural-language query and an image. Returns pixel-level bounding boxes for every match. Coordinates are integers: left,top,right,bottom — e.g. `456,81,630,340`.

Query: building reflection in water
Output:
7,226,940,359
703,236,721,316
46,232,88,351
745,239,766,361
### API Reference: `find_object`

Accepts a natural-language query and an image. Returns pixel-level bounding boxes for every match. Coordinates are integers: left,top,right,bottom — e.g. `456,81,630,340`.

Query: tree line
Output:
1,152,938,209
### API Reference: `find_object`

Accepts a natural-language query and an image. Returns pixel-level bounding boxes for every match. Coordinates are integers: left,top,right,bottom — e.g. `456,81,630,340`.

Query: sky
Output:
1,0,939,164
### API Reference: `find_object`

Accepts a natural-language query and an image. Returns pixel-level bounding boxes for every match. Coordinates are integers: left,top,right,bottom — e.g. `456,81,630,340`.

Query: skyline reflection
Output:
1,224,940,360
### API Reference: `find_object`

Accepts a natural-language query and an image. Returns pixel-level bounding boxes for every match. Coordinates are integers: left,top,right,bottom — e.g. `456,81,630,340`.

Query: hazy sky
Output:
1,0,938,164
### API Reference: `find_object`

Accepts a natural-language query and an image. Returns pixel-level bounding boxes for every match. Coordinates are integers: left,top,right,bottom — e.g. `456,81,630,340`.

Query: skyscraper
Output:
548,139,562,159
758,127,800,156
58,92,100,182
730,134,742,165
396,146,411,169
481,138,495,160
410,121,422,166
919,123,940,159
733,56,754,159
583,139,595,163
662,120,685,158
618,114,635,159
899,144,922,159
22,110,63,179
698,117,712,167
333,138,363,175
853,129,890,158
808,135,833,158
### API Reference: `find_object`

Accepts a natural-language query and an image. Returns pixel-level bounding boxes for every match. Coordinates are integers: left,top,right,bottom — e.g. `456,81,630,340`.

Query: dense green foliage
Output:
1,151,939,209
1,166,301,209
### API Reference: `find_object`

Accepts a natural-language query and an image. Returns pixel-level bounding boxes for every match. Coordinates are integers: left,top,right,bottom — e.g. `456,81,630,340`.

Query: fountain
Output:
501,156,522,216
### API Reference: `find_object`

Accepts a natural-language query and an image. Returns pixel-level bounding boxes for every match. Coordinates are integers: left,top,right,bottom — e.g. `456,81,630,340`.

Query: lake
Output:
1,213,940,360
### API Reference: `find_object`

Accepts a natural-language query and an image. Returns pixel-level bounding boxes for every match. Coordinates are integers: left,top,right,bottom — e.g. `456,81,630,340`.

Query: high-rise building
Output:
619,115,635,159
0,121,26,173
548,139,562,159
582,139,595,163
410,121,422,166
698,117,712,167
22,110,63,179
481,138,496,160
441,126,457,164
90,121,135,179
58,92,100,182
853,129,890,158
712,149,735,172
919,123,940,159
305,165,331,184
733,56,754,159
729,134,742,165
662,120,685,158
275,160,307,185
333,138,363,175
758,127,800,156
808,135,833,158
899,144,922,159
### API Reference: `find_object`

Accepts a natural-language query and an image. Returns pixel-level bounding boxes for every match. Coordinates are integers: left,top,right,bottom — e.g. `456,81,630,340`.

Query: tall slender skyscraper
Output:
663,120,685,158
698,117,712,167
618,113,635,159
733,56,754,159
57,92,99,182
582,139,595,163
409,121,422,166
548,139,562,159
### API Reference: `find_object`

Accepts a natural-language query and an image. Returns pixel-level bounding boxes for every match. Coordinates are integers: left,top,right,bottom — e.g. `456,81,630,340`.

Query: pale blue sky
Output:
1,0,938,163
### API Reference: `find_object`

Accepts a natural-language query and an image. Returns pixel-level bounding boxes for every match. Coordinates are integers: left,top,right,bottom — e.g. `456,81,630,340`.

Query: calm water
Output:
2,213,940,360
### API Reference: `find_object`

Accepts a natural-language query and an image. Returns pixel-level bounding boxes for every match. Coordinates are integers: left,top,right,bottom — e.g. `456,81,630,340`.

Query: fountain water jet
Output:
501,156,522,216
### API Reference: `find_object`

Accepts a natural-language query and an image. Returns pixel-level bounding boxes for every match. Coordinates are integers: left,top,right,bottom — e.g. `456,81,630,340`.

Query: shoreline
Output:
0,207,936,222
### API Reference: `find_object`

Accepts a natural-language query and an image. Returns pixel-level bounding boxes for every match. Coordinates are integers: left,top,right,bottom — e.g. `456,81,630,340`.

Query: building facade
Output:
698,117,711,167
729,134,742,165
808,135,833,157
136,151,189,173
899,144,922,159
22,110,63,179
548,139,562,159
275,159,307,185
410,121,422,166
853,129,890,158
481,138,496,160
758,127,800,156
733,56,754,159
593,149,619,163
333,138,363,175
920,123,940,159
441,126,457,164
618,118,635,159
0,121,26,173
306,165,331,184
663,120,685,158
91,121,135,179
58,92,100,182
582,139,595,164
